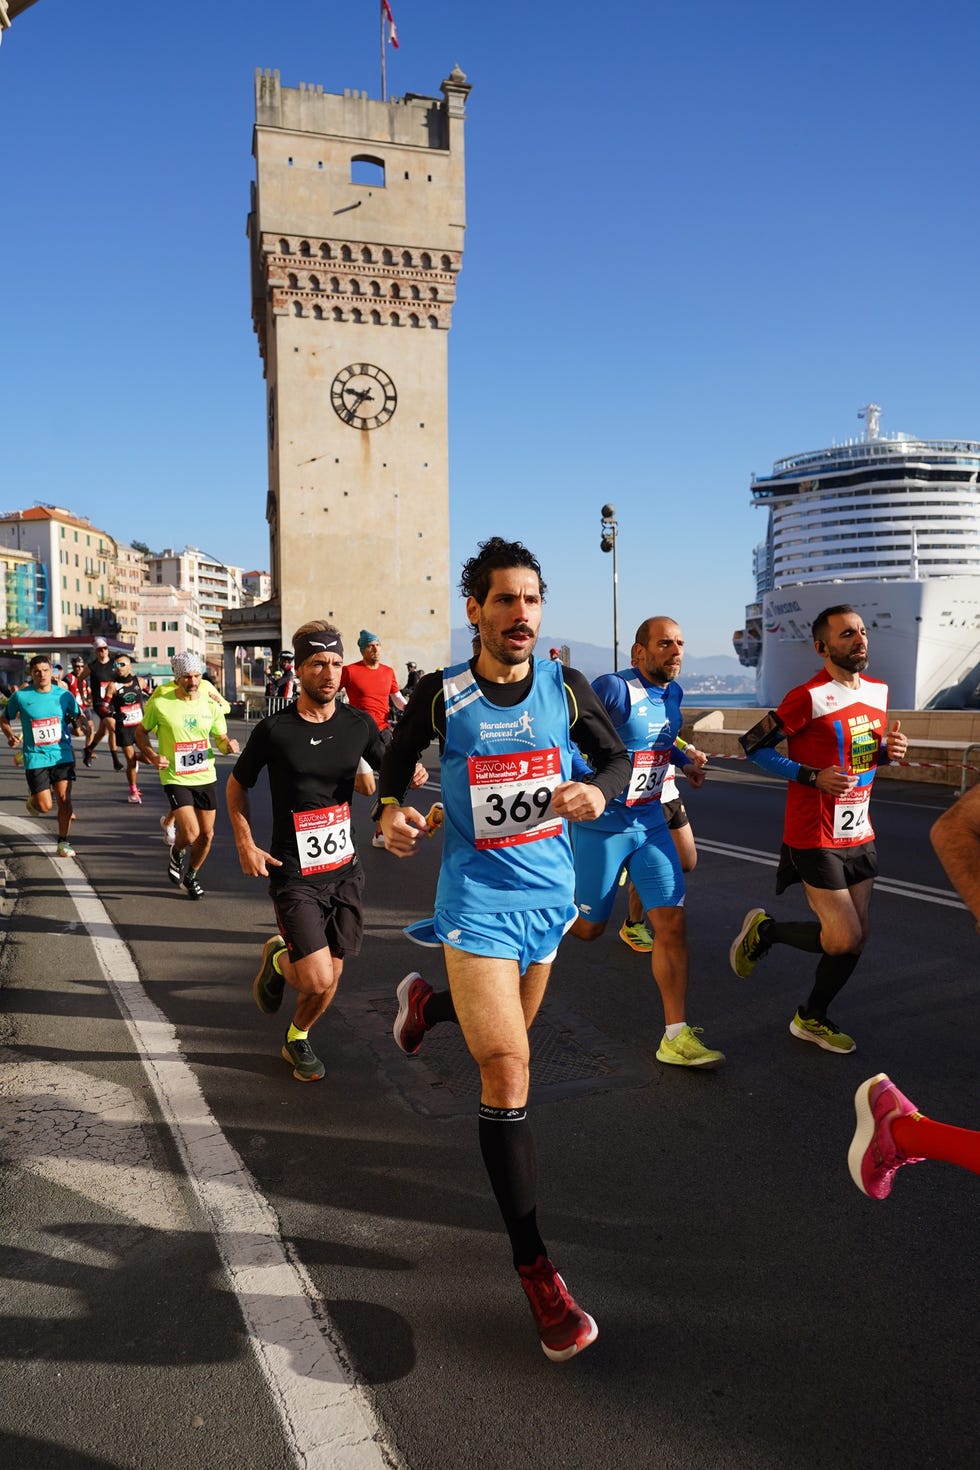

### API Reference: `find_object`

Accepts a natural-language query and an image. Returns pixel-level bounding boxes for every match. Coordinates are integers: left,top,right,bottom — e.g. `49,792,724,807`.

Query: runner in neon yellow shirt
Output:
134,651,239,900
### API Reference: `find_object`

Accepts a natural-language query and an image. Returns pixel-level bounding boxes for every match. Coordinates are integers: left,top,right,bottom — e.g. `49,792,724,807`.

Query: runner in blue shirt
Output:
1,655,92,858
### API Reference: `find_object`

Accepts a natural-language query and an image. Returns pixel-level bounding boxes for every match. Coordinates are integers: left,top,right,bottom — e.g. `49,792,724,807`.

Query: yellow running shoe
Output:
656,1025,724,1068
789,1010,856,1054
619,920,653,952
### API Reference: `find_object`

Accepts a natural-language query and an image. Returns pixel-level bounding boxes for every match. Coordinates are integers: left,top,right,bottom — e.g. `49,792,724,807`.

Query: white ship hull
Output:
756,577,980,709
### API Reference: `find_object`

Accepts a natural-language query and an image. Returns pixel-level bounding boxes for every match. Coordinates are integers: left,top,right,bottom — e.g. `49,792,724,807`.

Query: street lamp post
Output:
600,503,619,670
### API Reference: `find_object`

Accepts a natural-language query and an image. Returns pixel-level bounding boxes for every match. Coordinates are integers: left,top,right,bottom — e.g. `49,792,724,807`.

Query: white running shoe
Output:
159,813,176,846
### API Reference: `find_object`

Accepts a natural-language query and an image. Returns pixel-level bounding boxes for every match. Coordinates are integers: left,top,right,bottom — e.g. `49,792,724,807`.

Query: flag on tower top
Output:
382,1,400,49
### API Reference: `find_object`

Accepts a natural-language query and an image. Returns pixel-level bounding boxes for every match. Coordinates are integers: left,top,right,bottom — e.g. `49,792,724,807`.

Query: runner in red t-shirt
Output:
728,605,907,1054
340,631,408,845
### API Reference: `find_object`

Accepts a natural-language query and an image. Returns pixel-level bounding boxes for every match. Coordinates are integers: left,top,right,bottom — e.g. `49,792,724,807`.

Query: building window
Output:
350,155,385,187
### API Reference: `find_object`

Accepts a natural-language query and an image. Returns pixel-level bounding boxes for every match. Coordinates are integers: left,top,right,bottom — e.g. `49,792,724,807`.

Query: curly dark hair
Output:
459,537,547,607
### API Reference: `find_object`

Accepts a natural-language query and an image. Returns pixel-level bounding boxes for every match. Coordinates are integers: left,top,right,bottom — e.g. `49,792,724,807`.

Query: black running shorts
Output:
26,762,75,794
776,841,878,894
166,782,219,812
270,864,365,962
661,796,690,832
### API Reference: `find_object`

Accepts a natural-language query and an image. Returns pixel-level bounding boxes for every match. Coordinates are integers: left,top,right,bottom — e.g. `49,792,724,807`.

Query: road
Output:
1,734,977,1470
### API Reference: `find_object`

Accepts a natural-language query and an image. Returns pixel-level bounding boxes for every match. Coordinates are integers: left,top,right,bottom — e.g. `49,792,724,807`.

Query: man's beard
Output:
831,651,868,675
302,681,337,706
480,623,537,665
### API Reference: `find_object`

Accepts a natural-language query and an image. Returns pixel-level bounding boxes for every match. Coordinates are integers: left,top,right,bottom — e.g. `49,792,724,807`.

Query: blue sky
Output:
2,0,978,660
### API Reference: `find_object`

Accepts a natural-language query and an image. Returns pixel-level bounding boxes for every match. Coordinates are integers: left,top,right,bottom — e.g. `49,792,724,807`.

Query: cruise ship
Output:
733,407,980,709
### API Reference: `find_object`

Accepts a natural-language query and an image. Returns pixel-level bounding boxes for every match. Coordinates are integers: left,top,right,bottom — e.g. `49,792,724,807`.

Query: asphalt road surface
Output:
1,732,977,1470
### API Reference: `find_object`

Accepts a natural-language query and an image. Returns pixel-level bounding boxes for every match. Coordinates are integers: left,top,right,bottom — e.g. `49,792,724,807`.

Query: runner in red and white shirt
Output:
340,630,408,845
728,605,907,1054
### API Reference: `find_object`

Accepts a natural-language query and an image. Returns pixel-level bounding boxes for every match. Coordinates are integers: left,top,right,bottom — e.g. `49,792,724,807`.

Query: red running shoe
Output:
393,972,433,1055
518,1256,598,1362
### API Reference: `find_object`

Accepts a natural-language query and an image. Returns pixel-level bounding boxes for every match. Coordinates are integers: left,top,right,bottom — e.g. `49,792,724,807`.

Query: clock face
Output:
330,363,397,429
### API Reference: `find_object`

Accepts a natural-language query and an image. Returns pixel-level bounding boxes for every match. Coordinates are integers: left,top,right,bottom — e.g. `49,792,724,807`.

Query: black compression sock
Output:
761,918,823,953
804,952,861,1017
478,1105,546,1269
422,989,458,1027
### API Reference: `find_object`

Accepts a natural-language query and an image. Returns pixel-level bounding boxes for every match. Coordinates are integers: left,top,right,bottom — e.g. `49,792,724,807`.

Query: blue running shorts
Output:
434,903,578,971
573,822,684,922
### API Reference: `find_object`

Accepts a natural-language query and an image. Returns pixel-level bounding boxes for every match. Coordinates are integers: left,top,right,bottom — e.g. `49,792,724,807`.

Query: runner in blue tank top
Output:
570,616,724,1069
377,537,629,1362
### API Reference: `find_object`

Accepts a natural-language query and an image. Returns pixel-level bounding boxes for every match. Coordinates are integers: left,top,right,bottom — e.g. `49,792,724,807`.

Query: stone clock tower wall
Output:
248,66,470,673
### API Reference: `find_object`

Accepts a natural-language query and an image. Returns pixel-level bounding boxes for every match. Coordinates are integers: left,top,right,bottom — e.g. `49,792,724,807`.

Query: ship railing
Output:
761,439,980,477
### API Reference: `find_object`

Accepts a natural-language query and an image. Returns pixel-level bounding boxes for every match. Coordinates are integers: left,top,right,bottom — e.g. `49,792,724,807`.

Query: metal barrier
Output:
959,743,980,795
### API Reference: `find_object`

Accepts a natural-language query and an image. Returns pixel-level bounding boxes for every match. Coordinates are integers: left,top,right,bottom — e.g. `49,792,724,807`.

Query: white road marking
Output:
697,837,967,908
0,817,399,1470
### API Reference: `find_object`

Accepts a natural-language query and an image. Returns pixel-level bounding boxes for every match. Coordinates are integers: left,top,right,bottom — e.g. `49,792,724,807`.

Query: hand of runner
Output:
684,766,707,789
816,766,856,794
685,745,709,769
409,763,428,789
380,805,427,856
885,719,907,761
236,841,283,878
551,780,605,822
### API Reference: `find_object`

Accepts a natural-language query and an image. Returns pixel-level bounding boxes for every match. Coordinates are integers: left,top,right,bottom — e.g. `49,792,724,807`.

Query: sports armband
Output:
738,710,785,757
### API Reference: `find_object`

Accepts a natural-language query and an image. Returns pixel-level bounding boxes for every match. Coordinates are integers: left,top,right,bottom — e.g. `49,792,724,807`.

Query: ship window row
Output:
759,466,978,496
773,557,977,574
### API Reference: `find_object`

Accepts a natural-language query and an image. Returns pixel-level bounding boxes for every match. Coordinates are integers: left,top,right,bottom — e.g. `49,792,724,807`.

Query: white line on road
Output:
1,817,400,1470
697,837,966,908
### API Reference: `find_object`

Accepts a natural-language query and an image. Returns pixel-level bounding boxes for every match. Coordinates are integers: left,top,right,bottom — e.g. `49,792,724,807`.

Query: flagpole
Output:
380,0,387,101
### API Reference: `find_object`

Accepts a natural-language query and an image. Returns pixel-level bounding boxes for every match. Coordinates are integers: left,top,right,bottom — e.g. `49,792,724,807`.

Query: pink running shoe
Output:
128,789,142,804
393,972,433,1055
848,1073,926,1200
518,1256,598,1362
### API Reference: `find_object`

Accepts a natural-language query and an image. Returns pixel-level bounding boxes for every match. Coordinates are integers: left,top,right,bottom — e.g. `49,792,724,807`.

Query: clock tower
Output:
247,65,470,670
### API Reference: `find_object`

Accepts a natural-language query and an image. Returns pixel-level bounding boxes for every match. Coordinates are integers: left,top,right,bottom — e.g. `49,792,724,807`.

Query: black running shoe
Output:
183,872,205,900
281,1031,325,1082
167,848,185,886
82,745,93,768
253,936,288,1014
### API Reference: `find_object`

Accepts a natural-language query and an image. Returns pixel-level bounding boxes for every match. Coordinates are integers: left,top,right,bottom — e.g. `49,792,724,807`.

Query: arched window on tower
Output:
340,244,353,262
287,273,298,289
390,283,401,300
350,155,385,187
361,246,373,263
330,277,341,293
308,275,320,291
410,285,420,300
319,242,332,259
370,309,381,325
299,240,311,257
351,308,363,324
382,248,393,266
401,250,413,267
441,254,451,270
420,252,432,269
350,280,362,296
313,305,323,320
293,301,303,317
333,307,344,321
389,312,400,327
409,313,420,328
427,315,438,329
279,239,292,254
370,281,382,297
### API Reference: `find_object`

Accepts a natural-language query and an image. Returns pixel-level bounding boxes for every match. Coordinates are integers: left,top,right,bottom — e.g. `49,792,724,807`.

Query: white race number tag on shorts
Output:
173,739,211,775
467,747,562,849
625,748,670,806
293,804,352,875
833,789,871,842
31,716,60,747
